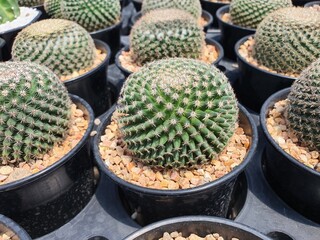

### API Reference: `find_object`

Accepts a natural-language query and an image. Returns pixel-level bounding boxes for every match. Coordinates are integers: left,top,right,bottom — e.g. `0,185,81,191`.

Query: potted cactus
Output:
0,61,95,237
234,7,320,112
11,19,112,116
216,0,292,60
200,0,230,28
116,9,223,79
260,58,320,224
94,58,258,226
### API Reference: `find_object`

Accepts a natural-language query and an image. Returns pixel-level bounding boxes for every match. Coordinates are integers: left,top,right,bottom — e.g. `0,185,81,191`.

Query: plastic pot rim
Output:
0,94,94,191
0,214,31,240
93,103,258,196
304,0,320,6
201,0,230,7
0,38,4,48
234,35,297,82
260,88,320,177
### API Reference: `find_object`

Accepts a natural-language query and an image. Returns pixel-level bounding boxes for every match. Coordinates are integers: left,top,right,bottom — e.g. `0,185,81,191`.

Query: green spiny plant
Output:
18,0,43,7
0,0,20,25
0,61,71,163
116,58,238,168
43,0,62,18
142,0,202,19
229,0,292,29
130,9,205,65
253,7,320,75
12,19,96,77
286,58,320,152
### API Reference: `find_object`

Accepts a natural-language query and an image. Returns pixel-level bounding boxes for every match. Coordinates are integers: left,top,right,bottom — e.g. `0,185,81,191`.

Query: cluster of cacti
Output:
0,0,20,25
18,0,43,7
117,58,238,168
286,58,320,152
130,9,205,65
229,0,292,29
12,19,96,77
0,61,71,163
141,0,202,19
44,0,121,32
253,7,320,75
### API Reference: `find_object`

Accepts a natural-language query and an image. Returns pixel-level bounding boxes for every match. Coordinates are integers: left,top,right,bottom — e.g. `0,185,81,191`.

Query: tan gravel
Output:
0,231,15,240
159,231,239,240
266,100,320,172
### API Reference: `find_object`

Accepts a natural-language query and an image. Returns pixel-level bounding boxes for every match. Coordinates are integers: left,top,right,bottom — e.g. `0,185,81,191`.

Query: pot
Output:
34,4,50,20
200,0,229,28
304,0,320,6
292,0,317,6
0,214,31,240
0,38,5,62
132,0,142,12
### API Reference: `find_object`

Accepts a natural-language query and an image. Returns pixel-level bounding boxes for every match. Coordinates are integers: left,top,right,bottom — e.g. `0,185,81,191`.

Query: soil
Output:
160,231,239,240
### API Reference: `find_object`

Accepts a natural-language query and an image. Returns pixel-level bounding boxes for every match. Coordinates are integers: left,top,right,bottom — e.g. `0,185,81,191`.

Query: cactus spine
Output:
0,0,20,25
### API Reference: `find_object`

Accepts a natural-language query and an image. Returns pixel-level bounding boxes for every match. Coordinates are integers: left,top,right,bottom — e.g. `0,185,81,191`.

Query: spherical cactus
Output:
0,0,20,25
230,0,292,29
44,0,62,18
286,58,320,152
252,7,320,75
0,61,71,163
142,0,202,19
130,9,205,65
117,58,238,168
12,19,96,77
18,0,43,7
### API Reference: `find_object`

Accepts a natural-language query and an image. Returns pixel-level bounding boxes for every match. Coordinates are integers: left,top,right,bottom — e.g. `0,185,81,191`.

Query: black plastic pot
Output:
304,0,320,6
0,214,31,240
90,18,122,64
0,95,95,238
234,35,296,113
120,0,130,8
132,0,142,12
216,5,255,61
34,4,50,20
93,104,258,226
0,9,41,61
115,37,224,80
0,38,5,62
123,216,272,240
64,39,111,117
292,0,316,5
201,0,229,28
260,88,320,224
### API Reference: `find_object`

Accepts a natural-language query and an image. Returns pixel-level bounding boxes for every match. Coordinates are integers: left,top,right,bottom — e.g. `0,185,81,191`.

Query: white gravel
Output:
0,7,40,34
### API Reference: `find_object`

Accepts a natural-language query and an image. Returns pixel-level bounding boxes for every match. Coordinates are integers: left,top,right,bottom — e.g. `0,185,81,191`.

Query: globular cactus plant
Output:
117,58,238,168
18,0,43,7
44,0,121,32
253,7,320,75
142,0,202,19
0,0,20,25
0,61,71,163
229,0,292,29
286,58,320,152
12,19,96,78
130,9,205,65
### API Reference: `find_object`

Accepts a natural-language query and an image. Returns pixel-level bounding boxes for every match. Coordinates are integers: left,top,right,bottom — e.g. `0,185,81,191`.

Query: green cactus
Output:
142,0,202,19
130,9,205,65
117,58,238,168
0,61,71,163
286,58,320,152
43,0,62,18
253,7,320,75
0,0,20,25
229,0,292,29
18,0,43,7
12,19,96,77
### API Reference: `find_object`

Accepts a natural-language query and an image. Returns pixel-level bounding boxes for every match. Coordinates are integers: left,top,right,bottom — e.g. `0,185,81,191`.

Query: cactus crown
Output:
117,58,238,168
287,58,320,152
18,0,43,7
44,0,121,32
130,9,205,65
142,0,202,19
12,19,96,77
0,0,20,25
0,61,71,163
253,7,320,75
230,0,292,29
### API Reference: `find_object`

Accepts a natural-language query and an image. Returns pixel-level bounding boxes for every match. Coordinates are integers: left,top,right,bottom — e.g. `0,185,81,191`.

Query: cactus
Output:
12,19,96,77
142,0,202,19
0,61,71,163
18,0,43,7
253,7,320,75
286,58,320,152
130,9,205,65
117,58,238,168
229,0,292,29
43,0,62,18
0,0,20,25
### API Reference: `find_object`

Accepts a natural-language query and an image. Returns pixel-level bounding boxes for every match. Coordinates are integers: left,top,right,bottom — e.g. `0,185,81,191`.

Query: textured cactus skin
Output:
253,7,320,75
142,0,201,19
130,9,205,65
230,0,292,29
0,61,71,163
12,19,96,77
44,0,62,18
117,58,238,168
287,59,320,152
0,0,20,24
18,0,43,7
